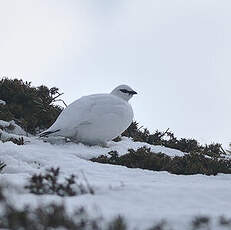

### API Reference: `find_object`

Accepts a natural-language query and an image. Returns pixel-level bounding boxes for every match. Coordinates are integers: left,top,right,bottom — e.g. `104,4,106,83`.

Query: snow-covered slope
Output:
0,130,230,229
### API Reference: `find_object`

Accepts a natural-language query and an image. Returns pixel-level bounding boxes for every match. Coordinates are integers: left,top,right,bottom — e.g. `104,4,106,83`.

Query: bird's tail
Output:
39,129,61,137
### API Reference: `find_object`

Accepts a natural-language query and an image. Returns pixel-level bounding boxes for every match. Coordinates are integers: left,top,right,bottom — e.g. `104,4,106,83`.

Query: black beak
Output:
130,90,137,95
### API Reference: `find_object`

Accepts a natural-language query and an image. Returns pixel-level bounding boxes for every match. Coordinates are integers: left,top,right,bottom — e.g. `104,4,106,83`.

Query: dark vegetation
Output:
0,135,25,145
122,121,225,157
0,184,101,230
7,136,25,145
25,167,94,196
0,184,231,230
94,122,230,175
0,78,63,134
91,147,231,176
0,204,102,230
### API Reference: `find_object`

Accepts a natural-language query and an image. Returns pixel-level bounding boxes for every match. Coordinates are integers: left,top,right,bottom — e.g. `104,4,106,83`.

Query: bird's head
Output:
111,85,137,101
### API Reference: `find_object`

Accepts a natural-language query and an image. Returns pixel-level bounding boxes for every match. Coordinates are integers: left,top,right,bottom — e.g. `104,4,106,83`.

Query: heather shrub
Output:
25,167,94,196
122,122,225,157
91,147,231,175
0,183,231,230
0,78,63,134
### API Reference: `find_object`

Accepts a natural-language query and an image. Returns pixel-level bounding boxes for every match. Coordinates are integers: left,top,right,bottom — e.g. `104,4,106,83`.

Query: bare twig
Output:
220,146,227,155
54,99,67,108
159,128,170,138
52,92,64,101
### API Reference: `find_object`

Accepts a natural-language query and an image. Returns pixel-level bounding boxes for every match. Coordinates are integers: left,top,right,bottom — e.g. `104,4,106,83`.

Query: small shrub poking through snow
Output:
9,136,25,145
122,122,225,157
1,184,231,230
0,194,101,230
25,167,94,196
219,216,231,226
0,184,100,230
192,216,210,230
1,136,25,145
91,147,231,176
0,183,123,230
107,216,127,230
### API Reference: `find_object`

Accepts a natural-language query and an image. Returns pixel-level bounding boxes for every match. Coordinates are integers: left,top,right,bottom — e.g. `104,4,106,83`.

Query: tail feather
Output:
39,129,61,137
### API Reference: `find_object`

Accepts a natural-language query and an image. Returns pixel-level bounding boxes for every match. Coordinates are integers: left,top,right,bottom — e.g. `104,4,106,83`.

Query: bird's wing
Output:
47,94,127,132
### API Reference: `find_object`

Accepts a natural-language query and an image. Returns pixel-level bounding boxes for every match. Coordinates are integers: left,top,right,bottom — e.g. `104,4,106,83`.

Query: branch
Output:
159,128,170,138
52,92,64,101
54,99,67,108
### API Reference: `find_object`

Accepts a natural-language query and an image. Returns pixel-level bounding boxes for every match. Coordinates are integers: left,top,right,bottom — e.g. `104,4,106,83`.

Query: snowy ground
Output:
0,126,231,229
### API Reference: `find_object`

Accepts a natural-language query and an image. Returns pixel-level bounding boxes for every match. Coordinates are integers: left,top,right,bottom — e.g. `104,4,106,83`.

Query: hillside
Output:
0,121,231,230
0,79,231,230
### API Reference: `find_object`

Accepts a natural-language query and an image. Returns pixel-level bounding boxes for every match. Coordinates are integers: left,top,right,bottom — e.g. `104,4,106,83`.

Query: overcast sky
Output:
0,0,230,147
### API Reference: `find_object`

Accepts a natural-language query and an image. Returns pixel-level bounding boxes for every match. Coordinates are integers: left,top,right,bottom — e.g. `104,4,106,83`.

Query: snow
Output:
0,119,28,136
0,99,6,105
0,132,231,229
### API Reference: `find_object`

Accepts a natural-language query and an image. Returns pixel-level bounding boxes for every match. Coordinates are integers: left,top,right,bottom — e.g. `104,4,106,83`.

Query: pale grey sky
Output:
0,0,230,147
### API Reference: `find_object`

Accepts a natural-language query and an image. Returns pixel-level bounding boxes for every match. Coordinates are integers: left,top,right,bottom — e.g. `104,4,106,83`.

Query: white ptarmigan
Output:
40,85,137,146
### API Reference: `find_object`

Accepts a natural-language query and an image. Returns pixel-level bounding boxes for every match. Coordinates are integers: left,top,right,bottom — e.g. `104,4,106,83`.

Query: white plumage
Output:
40,85,137,146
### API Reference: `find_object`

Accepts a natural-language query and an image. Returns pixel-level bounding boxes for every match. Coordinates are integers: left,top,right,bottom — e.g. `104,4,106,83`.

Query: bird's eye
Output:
120,89,129,93
120,89,137,95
